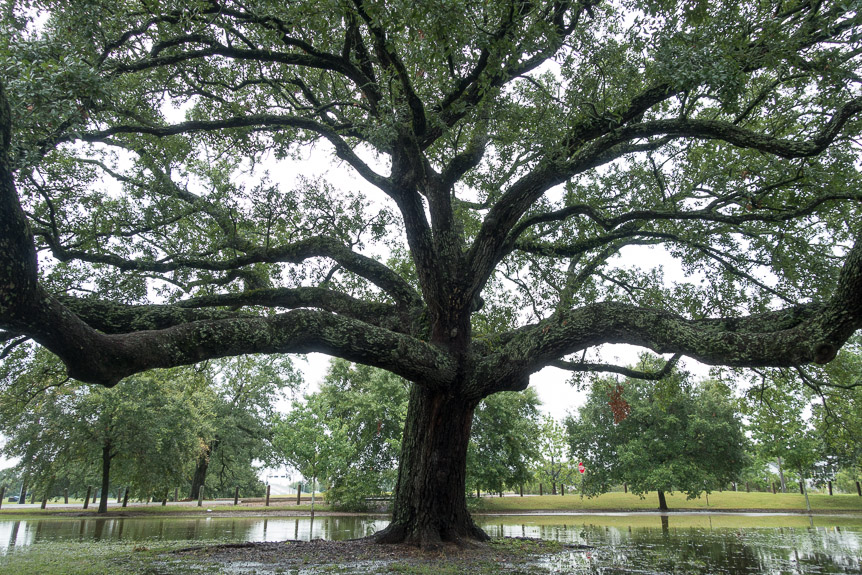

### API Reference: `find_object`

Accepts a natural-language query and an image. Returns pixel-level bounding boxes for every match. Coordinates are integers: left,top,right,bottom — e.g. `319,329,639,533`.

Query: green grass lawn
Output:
0,501,331,518
0,540,213,575
474,490,862,513
4,490,862,518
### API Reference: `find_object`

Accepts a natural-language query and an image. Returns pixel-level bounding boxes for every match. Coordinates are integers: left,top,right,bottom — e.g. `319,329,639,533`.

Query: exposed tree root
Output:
372,520,491,550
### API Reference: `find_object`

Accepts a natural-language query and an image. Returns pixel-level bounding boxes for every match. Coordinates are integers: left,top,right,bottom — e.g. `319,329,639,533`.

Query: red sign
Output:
578,462,585,474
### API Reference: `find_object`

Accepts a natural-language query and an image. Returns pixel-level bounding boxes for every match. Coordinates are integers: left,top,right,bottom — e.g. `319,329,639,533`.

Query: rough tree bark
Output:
374,385,488,546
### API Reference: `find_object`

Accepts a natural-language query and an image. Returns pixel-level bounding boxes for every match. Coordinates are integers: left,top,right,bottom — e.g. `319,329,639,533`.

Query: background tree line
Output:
2,347,860,511
0,345,300,511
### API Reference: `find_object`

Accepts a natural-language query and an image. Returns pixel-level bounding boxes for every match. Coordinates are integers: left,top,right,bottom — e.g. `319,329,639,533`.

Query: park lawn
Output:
4,491,862,517
0,501,331,518
0,540,211,575
474,491,862,513
480,512,862,530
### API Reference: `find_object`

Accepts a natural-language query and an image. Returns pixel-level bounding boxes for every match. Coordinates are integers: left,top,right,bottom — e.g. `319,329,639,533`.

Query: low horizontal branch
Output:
550,353,682,380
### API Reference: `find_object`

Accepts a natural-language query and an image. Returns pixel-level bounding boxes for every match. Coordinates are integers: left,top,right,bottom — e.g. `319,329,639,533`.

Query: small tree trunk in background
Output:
30,491,36,504
17,479,26,505
40,476,54,508
745,482,750,493
733,482,737,492
92,489,97,504
122,488,129,508
657,490,669,511
197,486,204,507
83,486,91,509
235,486,240,506
266,484,271,507
520,485,523,497
539,483,543,496
296,484,301,505
828,481,833,496
624,483,628,494
498,491,502,497
801,472,811,513
772,482,777,494
189,454,208,501
719,485,723,492
476,488,480,498
189,439,219,500
561,484,565,496
856,481,861,496
173,487,178,502
0,485,5,509
778,457,787,493
98,441,112,514
311,474,316,514
799,481,805,495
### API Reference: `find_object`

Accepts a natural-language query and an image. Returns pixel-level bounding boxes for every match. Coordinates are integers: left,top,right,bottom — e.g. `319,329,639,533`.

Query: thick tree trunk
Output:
657,490,669,511
374,385,487,547
98,442,112,514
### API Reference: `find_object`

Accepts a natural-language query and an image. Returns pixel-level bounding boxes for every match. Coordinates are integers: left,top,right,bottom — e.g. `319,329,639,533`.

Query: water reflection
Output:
481,515,862,574
1,514,860,573
0,515,389,551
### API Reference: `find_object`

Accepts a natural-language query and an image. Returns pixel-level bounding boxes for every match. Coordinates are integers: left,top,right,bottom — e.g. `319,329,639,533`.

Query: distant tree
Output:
741,371,820,494
467,388,542,496
188,355,301,499
95,371,212,509
312,360,409,510
0,345,210,512
272,394,351,512
743,338,862,494
535,416,578,496
567,359,747,510
0,467,23,498
810,339,862,493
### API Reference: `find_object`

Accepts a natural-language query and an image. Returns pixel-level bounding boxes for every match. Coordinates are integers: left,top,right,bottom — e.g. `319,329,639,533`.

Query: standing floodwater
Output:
2,513,861,573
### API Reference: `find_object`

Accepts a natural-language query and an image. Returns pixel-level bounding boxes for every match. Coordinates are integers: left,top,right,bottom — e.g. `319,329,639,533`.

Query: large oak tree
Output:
1,0,861,546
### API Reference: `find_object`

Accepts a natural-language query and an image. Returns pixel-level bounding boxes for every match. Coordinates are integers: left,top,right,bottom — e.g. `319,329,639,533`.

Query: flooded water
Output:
0,514,388,548
2,513,861,573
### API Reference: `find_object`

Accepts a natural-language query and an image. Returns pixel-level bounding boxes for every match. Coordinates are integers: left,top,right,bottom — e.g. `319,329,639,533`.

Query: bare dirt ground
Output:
171,537,580,574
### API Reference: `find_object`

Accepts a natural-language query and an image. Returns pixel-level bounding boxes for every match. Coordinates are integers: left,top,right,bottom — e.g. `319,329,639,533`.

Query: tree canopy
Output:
1,0,861,545
567,360,748,509
467,388,542,496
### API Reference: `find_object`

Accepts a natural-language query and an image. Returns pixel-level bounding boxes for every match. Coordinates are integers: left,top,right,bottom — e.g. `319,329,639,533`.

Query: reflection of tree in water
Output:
539,522,861,574
92,518,106,541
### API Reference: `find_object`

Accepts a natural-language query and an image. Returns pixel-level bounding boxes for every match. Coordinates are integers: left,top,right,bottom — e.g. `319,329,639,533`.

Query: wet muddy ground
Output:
172,537,571,575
